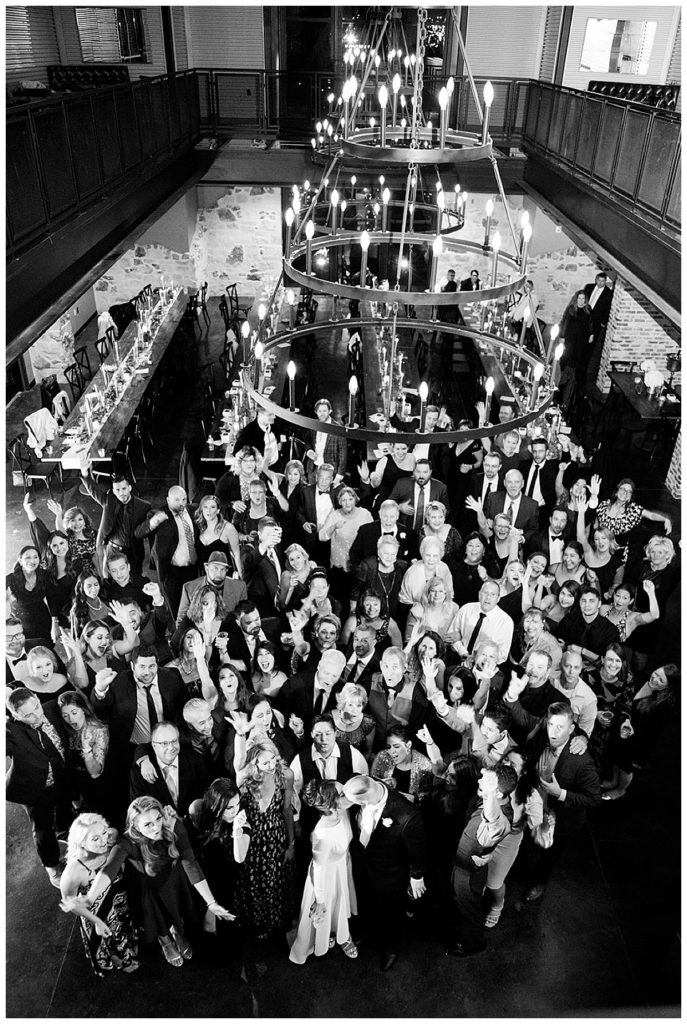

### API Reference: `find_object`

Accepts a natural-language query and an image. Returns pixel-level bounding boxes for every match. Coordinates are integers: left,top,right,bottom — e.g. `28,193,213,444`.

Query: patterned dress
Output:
237,776,295,936
74,858,139,976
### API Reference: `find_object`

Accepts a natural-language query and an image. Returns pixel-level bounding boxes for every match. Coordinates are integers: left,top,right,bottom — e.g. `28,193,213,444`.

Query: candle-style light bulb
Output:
241,320,250,339
490,230,501,286
348,375,359,395
419,380,429,401
550,324,560,343
287,360,296,379
482,80,494,145
438,87,448,110
305,220,315,274
254,341,264,359
483,80,494,108
554,342,565,361
485,376,495,395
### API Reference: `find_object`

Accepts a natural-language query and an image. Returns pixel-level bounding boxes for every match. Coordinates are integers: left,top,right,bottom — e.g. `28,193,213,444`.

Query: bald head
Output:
504,470,524,498
168,486,188,512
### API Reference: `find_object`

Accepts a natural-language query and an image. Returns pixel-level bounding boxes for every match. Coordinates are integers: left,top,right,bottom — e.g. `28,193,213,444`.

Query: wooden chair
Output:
73,345,93,384
63,363,84,404
8,436,63,498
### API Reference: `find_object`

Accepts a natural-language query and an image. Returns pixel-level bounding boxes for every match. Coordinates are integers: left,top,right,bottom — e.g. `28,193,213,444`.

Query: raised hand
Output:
641,579,655,595
479,769,499,795
589,474,601,496
94,667,117,691
142,581,162,600
47,497,62,517
508,670,528,698
228,710,250,736
415,725,433,746
109,600,131,626
465,495,482,512
232,500,247,514
148,510,168,529
289,713,305,738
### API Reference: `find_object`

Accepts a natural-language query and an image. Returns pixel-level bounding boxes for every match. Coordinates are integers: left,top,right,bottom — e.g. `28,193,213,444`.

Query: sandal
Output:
170,926,193,960
485,905,503,929
340,939,358,959
159,938,183,967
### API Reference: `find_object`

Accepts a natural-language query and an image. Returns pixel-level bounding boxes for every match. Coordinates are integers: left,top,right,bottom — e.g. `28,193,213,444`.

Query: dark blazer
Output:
129,743,209,815
525,526,573,561
277,668,342,732
506,683,570,745
526,734,601,832
519,458,562,512
243,544,286,617
294,482,344,531
6,700,70,805
176,576,248,627
349,520,418,569
81,473,151,568
306,427,348,478
583,282,613,336
233,419,276,456
460,276,481,292
462,472,503,532
339,651,382,693
387,477,451,530
350,785,429,894
220,615,282,674
484,490,539,538
178,707,229,777
91,667,187,754
137,503,200,580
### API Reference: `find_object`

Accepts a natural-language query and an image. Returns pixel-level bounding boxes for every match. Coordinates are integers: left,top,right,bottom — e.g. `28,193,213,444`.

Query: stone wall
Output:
29,313,74,384
597,278,681,392
93,185,283,311
666,425,681,498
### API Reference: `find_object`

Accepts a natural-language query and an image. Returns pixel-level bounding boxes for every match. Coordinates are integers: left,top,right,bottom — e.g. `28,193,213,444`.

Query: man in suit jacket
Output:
482,469,539,540
6,689,71,885
243,518,285,617
520,702,601,902
179,698,228,778
130,721,209,816
136,486,200,616
462,451,503,534
5,617,60,685
340,622,383,691
343,775,428,971
294,463,343,564
583,271,613,385
388,459,450,533
305,399,347,483
176,552,247,627
519,438,567,525
217,600,281,675
349,500,418,569
277,649,347,739
232,407,282,469
526,507,573,562
80,469,151,575
460,269,481,292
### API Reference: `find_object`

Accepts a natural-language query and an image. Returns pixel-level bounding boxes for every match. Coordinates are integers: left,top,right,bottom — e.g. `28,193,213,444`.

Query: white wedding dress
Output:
289,812,358,963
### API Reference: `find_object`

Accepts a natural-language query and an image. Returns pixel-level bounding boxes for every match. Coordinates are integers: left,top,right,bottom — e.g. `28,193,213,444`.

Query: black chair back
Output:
64,363,84,403
73,345,92,383
96,337,111,363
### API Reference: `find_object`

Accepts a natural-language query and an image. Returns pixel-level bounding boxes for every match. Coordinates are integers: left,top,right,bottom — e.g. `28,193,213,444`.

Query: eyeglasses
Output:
153,739,179,748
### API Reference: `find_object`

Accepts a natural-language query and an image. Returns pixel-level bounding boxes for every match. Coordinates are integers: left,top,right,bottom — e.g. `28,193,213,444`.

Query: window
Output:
116,8,147,63
75,7,147,64
580,19,657,76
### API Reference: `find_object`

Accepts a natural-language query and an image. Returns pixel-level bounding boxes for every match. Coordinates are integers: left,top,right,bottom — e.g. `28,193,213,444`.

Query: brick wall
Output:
666,424,681,498
597,278,681,392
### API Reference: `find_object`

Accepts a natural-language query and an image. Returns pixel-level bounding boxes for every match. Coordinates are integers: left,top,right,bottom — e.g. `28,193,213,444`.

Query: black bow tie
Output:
318,489,330,496
9,652,27,664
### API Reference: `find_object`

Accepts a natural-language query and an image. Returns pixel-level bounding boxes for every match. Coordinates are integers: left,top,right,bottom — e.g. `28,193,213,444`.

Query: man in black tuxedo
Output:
6,689,71,886
526,507,572,563
340,622,383,690
342,774,428,971
519,702,601,902
176,551,247,627
91,645,187,824
136,486,200,616
481,469,539,540
5,618,56,685
216,600,281,675
232,407,282,469
583,271,613,385
277,648,347,740
462,451,503,534
80,470,151,575
130,721,209,816
519,438,566,527
243,517,285,617
460,269,481,291
349,500,418,569
294,463,343,565
388,459,450,533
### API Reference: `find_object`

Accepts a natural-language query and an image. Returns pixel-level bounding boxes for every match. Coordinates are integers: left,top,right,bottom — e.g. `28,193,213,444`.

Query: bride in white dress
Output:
289,779,358,963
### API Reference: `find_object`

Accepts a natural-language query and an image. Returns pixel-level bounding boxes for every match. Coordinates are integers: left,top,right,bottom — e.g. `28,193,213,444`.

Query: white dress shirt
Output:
548,532,565,565
455,602,514,664
502,495,522,523
346,650,376,683
171,508,196,567
524,462,545,507
481,475,499,503
161,757,180,806
290,742,369,795
588,285,604,309
553,677,598,738
130,678,164,745
359,788,389,848
314,488,334,527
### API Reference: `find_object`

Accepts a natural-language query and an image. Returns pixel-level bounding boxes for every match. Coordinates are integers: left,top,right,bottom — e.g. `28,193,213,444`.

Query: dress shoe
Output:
381,950,399,972
446,942,486,958
45,865,63,889
523,884,546,903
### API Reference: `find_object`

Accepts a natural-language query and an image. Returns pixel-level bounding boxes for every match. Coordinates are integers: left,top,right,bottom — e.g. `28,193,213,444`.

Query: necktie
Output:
526,465,541,498
175,511,196,564
315,688,329,714
144,684,159,732
162,764,178,806
268,549,280,576
466,612,486,653
483,479,494,502
504,499,512,518
414,483,427,529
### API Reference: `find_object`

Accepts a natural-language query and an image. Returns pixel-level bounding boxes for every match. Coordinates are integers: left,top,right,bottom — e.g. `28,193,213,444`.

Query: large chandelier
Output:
238,7,559,447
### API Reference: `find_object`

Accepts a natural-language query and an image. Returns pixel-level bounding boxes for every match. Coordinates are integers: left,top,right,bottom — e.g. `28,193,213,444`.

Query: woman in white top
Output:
319,487,373,574
399,535,454,607
404,576,460,644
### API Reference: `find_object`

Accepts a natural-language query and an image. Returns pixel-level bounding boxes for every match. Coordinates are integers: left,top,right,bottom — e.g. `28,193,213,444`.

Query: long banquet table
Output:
46,290,187,468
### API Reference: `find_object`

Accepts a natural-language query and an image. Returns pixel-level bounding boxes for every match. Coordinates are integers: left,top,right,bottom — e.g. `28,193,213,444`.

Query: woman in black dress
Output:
194,494,244,579
6,545,55,642
87,797,234,967
58,690,110,815
448,533,490,607
558,290,594,413
187,778,250,938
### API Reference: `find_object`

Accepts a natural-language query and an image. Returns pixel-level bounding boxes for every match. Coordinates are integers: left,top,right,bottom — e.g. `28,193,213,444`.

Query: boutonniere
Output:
382,817,393,828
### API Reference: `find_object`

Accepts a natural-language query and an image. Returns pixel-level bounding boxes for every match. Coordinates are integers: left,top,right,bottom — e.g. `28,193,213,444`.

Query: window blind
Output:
6,6,60,77
75,7,121,63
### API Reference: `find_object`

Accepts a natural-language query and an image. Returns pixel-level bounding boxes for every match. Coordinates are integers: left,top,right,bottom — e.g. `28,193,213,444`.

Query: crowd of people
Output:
6,338,680,976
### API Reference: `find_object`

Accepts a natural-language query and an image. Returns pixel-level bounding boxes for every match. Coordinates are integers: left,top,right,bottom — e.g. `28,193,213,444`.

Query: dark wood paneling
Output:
150,80,170,154
575,97,602,174
613,109,649,196
93,91,123,181
666,156,681,226
593,104,624,184
637,120,681,213
168,77,182,146
548,89,565,153
65,98,102,198
6,118,46,241
534,87,552,148
560,94,580,163
115,89,141,171
134,85,155,159
33,107,78,217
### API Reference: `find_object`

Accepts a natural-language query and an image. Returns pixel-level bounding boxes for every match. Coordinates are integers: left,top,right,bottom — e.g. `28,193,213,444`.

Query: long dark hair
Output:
71,571,104,636
42,530,78,581
194,778,240,850
566,290,591,317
